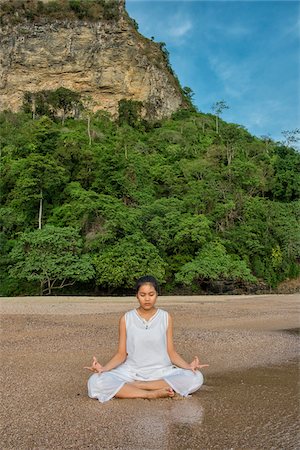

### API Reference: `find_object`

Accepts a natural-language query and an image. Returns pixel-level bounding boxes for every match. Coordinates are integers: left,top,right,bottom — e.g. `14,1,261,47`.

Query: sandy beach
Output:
1,294,299,449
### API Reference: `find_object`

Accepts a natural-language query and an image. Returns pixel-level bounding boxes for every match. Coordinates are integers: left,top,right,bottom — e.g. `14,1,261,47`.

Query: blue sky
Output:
126,1,300,145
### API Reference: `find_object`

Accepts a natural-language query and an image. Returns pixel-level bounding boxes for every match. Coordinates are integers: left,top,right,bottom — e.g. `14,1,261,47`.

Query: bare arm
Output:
166,314,209,372
102,315,127,371
85,315,127,373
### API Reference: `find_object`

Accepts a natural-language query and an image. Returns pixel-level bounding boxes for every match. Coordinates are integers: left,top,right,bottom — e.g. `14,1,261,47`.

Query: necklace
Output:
136,309,159,329
141,318,149,330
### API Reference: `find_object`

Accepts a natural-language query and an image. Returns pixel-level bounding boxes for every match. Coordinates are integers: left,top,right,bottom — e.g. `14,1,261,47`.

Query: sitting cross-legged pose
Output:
85,275,209,403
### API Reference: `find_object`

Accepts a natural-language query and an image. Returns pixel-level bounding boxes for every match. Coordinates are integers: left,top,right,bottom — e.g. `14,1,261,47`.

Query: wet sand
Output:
1,294,299,449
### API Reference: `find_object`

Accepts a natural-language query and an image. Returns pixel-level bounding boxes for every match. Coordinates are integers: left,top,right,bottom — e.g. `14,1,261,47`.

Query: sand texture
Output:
1,294,299,449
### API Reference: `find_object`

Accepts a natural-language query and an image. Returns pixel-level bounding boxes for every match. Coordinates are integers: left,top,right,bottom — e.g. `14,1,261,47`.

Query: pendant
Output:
142,319,149,329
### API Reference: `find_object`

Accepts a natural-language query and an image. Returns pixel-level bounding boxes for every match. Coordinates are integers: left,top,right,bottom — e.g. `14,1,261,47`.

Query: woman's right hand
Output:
84,356,105,373
188,356,209,373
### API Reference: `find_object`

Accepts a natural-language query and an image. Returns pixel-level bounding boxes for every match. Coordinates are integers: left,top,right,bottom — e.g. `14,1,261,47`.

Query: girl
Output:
86,275,208,402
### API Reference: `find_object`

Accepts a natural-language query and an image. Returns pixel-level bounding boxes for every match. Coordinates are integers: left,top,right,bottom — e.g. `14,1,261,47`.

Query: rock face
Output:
0,0,187,119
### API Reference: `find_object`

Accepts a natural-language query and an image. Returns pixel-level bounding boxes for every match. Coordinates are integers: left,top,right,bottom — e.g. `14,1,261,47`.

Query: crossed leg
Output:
115,379,174,399
129,380,171,390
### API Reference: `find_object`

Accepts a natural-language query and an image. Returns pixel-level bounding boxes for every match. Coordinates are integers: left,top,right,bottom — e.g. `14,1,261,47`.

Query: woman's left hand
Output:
189,356,209,372
84,356,105,374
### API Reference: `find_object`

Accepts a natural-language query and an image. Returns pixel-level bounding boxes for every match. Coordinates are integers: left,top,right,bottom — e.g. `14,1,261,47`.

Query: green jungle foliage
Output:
1,94,299,295
0,0,120,24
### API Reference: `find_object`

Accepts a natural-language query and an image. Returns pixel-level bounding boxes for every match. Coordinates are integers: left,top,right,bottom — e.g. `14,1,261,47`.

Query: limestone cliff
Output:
0,0,187,119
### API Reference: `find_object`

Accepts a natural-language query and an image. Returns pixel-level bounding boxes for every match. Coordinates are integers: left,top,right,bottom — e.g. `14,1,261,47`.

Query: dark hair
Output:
135,275,159,294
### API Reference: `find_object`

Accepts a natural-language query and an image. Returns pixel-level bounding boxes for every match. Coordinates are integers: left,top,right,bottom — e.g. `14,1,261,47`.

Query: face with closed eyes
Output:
136,283,158,312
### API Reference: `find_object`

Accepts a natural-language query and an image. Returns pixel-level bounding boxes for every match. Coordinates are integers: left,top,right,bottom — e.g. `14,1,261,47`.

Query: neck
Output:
137,307,157,318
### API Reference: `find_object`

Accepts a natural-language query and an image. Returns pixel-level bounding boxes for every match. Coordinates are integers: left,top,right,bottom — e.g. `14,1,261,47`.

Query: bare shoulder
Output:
165,311,173,327
160,308,172,316
119,314,126,325
164,310,173,320
118,314,127,338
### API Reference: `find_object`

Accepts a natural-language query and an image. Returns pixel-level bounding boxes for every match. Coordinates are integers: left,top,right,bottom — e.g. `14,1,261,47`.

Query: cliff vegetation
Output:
1,100,299,295
0,0,122,24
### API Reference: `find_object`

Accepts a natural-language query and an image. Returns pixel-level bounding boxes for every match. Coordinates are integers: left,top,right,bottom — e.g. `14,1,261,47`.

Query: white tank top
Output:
124,308,172,377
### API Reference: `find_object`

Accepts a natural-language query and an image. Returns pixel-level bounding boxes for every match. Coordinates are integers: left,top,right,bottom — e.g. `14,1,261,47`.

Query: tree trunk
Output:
32,95,36,120
47,277,51,295
38,190,43,230
87,115,92,146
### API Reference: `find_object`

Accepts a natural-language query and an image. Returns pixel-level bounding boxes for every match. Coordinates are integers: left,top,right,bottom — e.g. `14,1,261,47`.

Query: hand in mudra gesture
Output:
189,356,209,373
84,356,105,374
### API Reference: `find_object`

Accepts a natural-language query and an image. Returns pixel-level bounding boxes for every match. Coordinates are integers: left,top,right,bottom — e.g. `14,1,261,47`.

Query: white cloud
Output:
247,111,267,128
282,17,300,38
236,99,283,136
169,19,193,38
208,55,253,99
213,22,251,39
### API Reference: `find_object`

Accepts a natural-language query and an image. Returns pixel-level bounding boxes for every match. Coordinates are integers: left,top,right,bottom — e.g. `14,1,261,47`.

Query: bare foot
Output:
147,388,174,399
130,380,170,390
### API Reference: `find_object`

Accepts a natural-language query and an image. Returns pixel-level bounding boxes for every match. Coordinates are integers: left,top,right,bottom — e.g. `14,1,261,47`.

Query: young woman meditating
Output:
85,275,208,402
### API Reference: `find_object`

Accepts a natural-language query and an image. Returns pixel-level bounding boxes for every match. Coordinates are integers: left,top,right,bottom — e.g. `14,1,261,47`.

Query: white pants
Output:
88,366,204,403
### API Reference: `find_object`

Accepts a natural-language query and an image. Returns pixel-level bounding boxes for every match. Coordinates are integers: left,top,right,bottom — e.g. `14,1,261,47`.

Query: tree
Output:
118,99,143,128
182,86,194,101
9,154,68,229
50,182,140,244
271,145,300,201
182,86,197,111
94,234,166,290
175,241,256,288
81,95,98,146
8,226,95,295
281,129,300,148
138,198,184,252
223,197,300,287
23,88,82,123
49,87,82,124
157,42,171,69
211,100,229,134
173,214,212,254
260,134,273,153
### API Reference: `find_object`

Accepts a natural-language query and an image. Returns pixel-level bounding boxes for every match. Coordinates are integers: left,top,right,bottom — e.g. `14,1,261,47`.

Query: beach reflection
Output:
167,398,205,426
121,398,205,449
